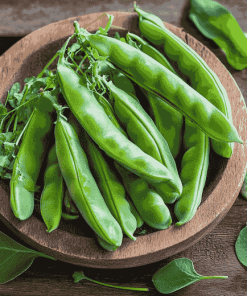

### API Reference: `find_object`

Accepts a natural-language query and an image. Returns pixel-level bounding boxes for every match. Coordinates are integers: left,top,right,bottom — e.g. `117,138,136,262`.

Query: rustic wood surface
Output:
0,0,247,295
0,11,246,270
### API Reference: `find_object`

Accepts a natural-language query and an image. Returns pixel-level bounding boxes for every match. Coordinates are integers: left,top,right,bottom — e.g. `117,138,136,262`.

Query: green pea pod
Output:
57,54,173,184
111,71,141,104
94,92,128,138
73,121,137,241
134,4,235,158
112,71,136,96
97,60,114,76
125,194,144,228
141,89,183,159
40,144,64,233
61,212,80,220
97,57,139,103
64,189,79,214
115,162,172,230
189,0,247,70
105,81,182,203
125,33,183,159
74,23,242,145
126,32,177,75
175,119,210,226
96,234,118,251
10,98,54,220
96,60,139,115
55,114,123,247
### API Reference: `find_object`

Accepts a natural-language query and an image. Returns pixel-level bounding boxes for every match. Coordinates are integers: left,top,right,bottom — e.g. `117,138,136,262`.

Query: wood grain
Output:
0,11,246,269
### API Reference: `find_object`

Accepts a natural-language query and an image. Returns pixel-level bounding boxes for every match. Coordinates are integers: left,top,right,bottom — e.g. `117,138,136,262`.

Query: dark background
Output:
0,0,247,295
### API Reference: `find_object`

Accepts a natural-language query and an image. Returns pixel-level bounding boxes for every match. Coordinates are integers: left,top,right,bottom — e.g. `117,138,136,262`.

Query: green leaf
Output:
0,231,56,284
189,0,247,70
114,32,121,40
95,14,114,36
68,43,81,53
0,155,10,167
235,224,247,267
152,258,228,294
9,83,21,97
92,48,100,59
24,76,35,84
120,37,126,43
0,103,8,120
44,76,57,90
240,173,247,199
137,229,146,235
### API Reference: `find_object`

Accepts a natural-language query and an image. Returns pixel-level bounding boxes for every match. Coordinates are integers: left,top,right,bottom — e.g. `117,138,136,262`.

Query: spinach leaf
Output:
0,231,55,284
152,258,227,294
235,224,247,267
189,0,247,70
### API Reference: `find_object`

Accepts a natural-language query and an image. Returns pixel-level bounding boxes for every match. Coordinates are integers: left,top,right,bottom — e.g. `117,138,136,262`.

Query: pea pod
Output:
134,4,235,158
97,59,140,104
126,32,177,75
94,92,128,138
10,98,54,220
61,212,79,220
64,189,79,215
70,114,137,241
55,114,123,247
57,50,173,184
105,80,182,203
189,0,247,70
125,33,184,159
141,89,183,159
97,60,114,77
126,194,144,228
112,71,136,96
74,22,242,145
115,162,172,230
40,144,64,233
96,234,118,251
174,119,210,226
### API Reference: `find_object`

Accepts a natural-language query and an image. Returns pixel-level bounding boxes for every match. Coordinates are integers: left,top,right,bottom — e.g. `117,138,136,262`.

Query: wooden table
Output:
0,0,247,295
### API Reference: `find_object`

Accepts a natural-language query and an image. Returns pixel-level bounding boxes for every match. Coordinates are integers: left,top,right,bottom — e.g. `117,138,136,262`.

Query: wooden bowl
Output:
0,12,247,269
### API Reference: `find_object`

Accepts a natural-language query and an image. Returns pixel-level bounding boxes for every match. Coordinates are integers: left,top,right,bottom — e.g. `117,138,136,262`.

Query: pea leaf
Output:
189,0,247,70
9,82,20,97
235,224,247,267
152,258,228,294
0,231,56,284
68,43,81,54
0,103,7,121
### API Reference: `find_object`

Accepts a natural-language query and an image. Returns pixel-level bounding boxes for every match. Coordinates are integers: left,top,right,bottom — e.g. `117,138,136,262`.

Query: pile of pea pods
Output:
9,6,243,252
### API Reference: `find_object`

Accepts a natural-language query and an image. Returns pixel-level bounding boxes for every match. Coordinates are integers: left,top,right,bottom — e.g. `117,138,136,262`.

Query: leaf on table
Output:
189,0,247,70
72,271,87,283
235,224,247,267
240,173,247,200
0,231,56,284
152,258,227,294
